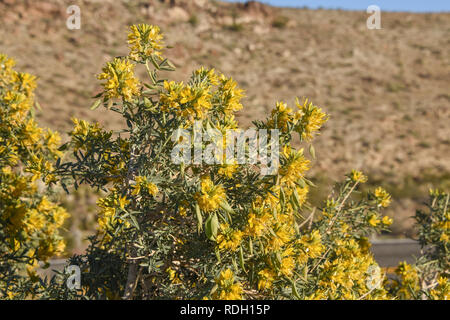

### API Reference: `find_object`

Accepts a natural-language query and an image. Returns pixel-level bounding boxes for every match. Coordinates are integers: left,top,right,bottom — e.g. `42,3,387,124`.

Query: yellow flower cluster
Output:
279,146,310,187
258,268,276,291
128,24,164,61
0,54,69,287
266,98,328,140
213,269,243,300
218,74,244,115
160,80,212,120
393,262,420,299
267,101,295,133
217,163,238,179
194,176,226,213
297,230,325,262
295,98,328,141
245,210,273,238
374,187,391,207
350,169,368,183
131,176,159,197
97,189,130,236
160,68,244,124
430,276,450,300
97,58,140,101
312,239,389,299
216,223,244,252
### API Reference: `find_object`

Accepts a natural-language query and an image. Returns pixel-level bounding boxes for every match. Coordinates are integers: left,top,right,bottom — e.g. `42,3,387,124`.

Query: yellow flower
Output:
258,269,275,291
279,147,310,187
131,176,158,196
218,74,244,115
374,187,391,207
280,256,295,277
194,176,226,212
195,67,219,86
160,80,212,120
117,196,129,210
26,209,45,231
268,224,294,251
179,206,187,216
350,169,368,183
128,24,164,61
217,268,234,287
295,98,328,141
396,262,419,283
216,223,244,252
430,276,450,300
267,101,294,132
297,230,325,259
166,267,182,284
218,163,238,178
215,269,243,300
245,211,271,237
368,214,380,227
97,58,140,101
381,215,393,226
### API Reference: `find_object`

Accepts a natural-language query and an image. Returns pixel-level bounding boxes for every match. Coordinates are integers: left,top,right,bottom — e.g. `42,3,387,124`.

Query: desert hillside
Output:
1,0,449,236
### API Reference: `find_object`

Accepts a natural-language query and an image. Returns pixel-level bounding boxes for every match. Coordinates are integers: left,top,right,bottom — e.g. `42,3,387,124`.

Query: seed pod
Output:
195,203,203,234
291,279,301,299
239,246,246,272
289,195,298,210
219,200,235,215
304,178,316,187
205,213,219,241
292,187,302,208
90,98,102,110
297,178,306,188
280,187,286,205
309,144,316,159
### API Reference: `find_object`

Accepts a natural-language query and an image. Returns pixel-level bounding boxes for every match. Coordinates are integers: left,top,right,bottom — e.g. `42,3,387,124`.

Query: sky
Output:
225,0,450,13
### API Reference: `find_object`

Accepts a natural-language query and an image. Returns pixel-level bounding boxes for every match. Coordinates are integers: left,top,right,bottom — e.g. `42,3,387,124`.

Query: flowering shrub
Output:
0,54,69,299
45,24,398,300
387,190,449,299
1,24,448,300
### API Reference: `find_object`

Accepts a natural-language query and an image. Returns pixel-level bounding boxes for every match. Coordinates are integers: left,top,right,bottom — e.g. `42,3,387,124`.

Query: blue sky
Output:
225,0,450,12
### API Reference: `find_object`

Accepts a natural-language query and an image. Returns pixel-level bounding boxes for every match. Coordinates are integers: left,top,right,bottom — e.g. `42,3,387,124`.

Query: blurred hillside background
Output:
0,0,449,253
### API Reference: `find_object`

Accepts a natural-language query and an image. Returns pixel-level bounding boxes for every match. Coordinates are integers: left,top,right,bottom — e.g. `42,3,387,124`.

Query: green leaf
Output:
128,213,140,230
61,182,69,194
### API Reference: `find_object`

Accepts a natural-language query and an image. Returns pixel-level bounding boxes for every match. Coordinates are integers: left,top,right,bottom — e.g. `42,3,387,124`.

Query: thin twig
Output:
325,181,359,233
298,208,315,230
357,278,383,300
310,247,331,273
